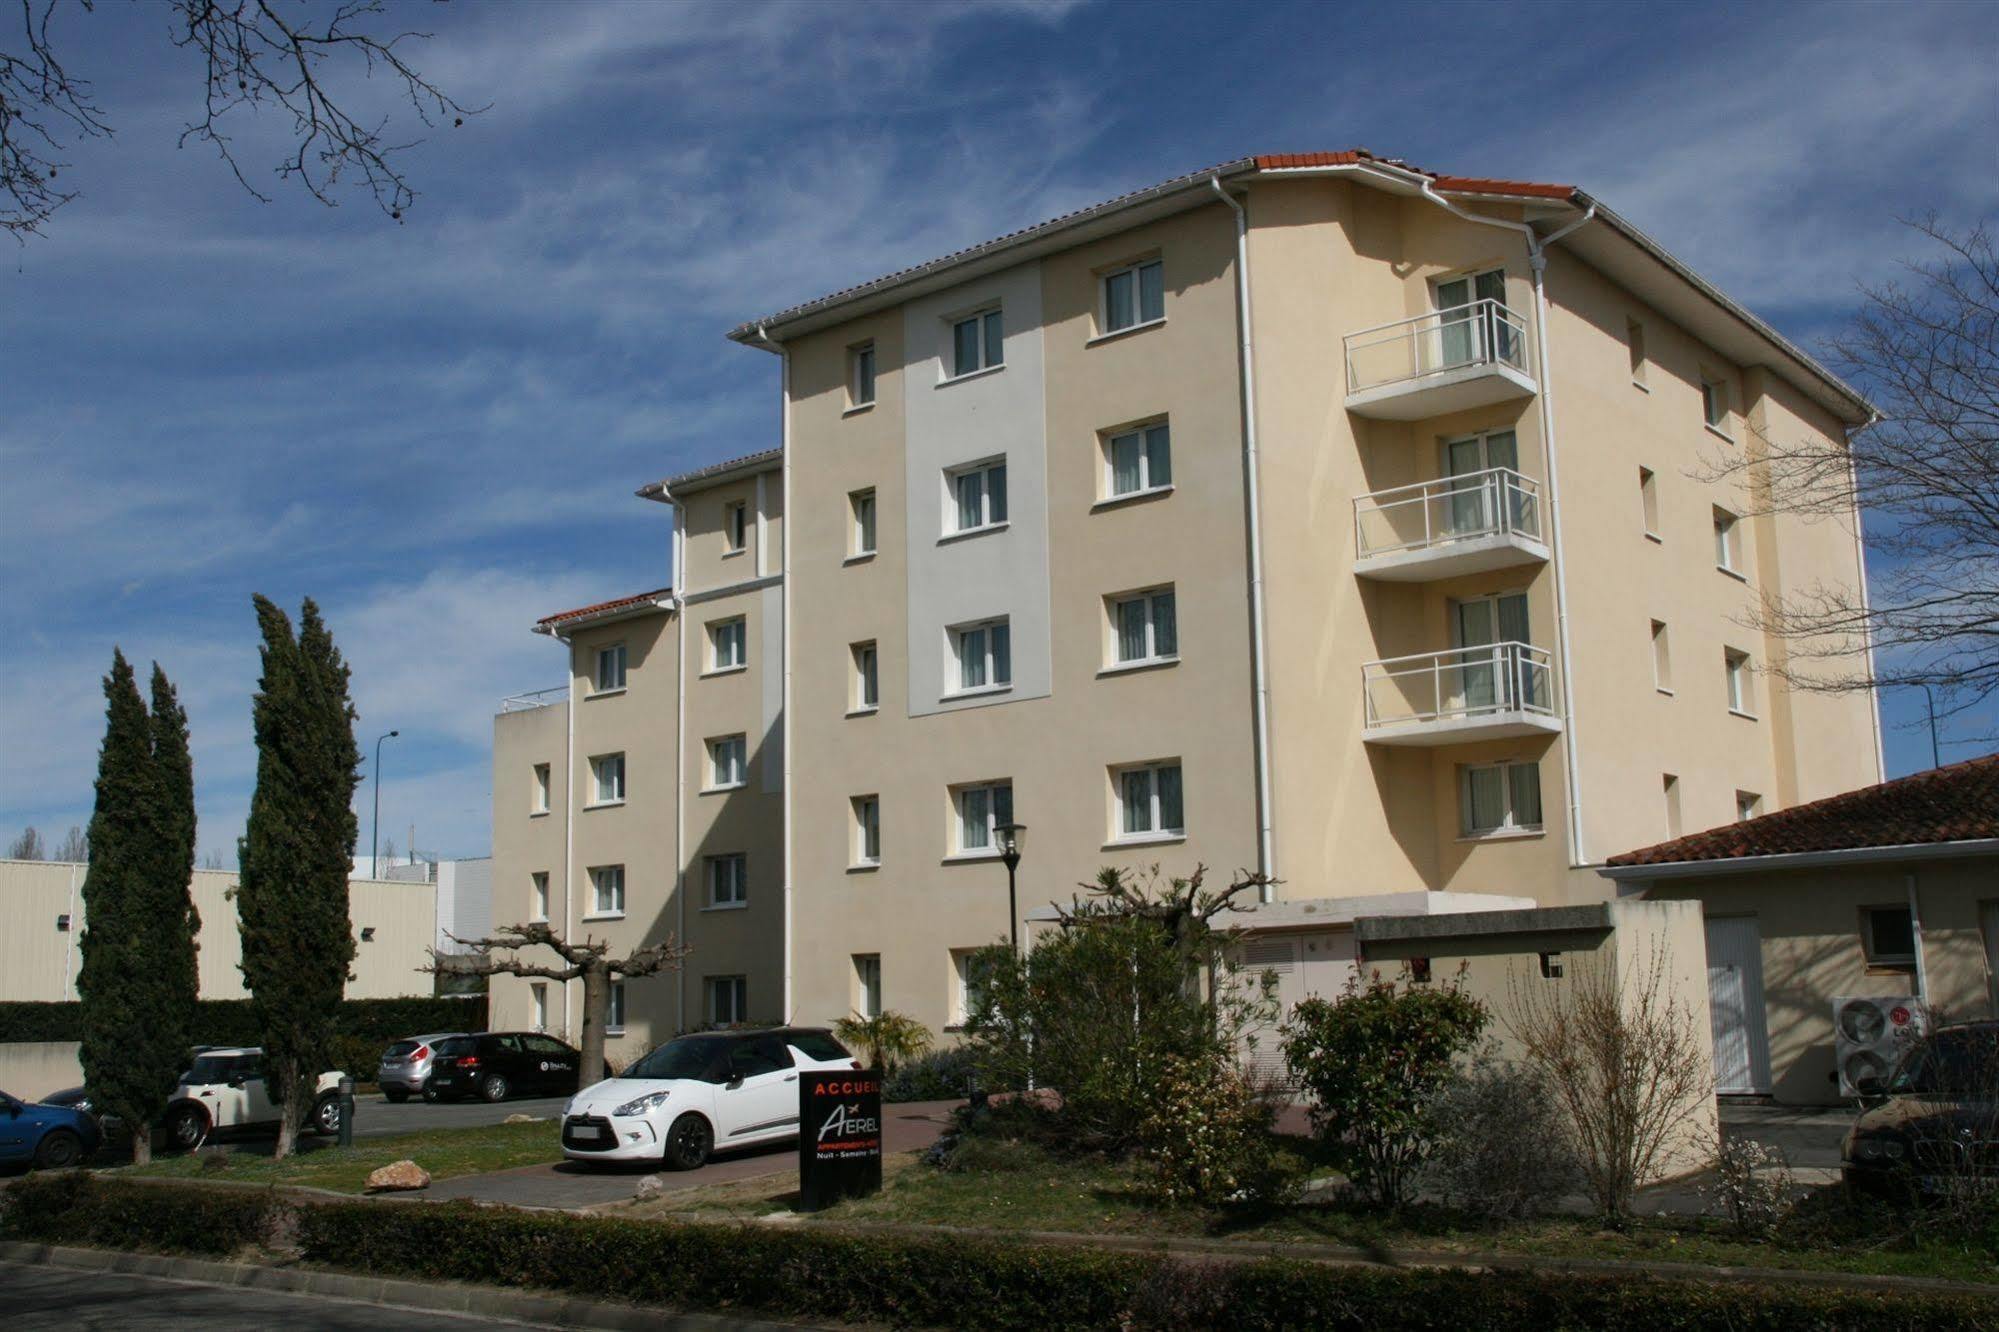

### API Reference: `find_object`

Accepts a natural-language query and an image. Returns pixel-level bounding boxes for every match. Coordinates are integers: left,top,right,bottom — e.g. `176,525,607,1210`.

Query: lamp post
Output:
995,821,1027,955
372,730,400,875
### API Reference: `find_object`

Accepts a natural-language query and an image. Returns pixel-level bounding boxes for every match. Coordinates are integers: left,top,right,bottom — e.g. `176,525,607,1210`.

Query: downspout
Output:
757,323,797,1021
669,493,688,1033
1416,183,1596,868
1210,176,1276,900
554,629,577,1039
1907,872,1929,1004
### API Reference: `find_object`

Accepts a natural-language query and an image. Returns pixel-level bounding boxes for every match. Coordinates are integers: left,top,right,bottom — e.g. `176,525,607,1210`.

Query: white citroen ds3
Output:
561,1027,859,1169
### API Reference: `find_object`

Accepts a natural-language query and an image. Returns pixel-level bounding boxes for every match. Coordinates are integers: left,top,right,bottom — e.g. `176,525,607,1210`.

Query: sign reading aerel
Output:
797,1070,882,1212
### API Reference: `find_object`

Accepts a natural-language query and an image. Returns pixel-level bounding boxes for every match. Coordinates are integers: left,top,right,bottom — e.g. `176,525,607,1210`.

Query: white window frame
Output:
1639,466,1660,540
706,734,748,790
951,948,989,1027
1113,760,1185,843
953,781,1013,856
947,617,1012,696
1701,372,1733,437
706,852,747,908
849,341,877,409
706,975,748,1027
1713,507,1744,578
1650,620,1673,695
853,954,882,1020
530,871,549,923
531,763,551,815
594,642,627,693
1098,256,1165,336
851,640,879,714
1458,760,1544,838
588,752,625,806
708,616,747,673
1100,420,1172,502
1108,587,1178,669
1627,317,1648,388
724,500,749,554
945,305,1004,380
1725,648,1755,717
943,458,1008,537
530,982,548,1033
852,794,880,867
588,864,625,918
849,488,877,559
607,980,626,1035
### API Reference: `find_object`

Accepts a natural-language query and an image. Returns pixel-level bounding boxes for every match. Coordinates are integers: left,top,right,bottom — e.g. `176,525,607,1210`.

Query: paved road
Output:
0,1261,541,1329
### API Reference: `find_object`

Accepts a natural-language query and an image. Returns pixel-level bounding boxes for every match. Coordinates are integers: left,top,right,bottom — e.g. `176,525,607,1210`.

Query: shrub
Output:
885,1045,985,1102
831,1009,933,1074
1423,1054,1579,1222
1137,1052,1291,1208
1701,1136,1796,1237
1281,968,1488,1209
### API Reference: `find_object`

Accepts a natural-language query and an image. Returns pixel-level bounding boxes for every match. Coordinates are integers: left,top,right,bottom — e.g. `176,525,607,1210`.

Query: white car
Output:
562,1027,858,1169
163,1047,347,1150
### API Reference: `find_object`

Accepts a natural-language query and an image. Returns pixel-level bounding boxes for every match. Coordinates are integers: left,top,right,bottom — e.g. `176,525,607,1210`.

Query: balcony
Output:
1362,642,1561,746
1353,468,1549,581
1343,299,1537,420
499,686,567,713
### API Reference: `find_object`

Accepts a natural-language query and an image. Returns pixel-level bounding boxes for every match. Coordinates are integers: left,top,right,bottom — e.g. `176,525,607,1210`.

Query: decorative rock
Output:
503,1113,536,1124
365,1159,431,1192
634,1175,664,1200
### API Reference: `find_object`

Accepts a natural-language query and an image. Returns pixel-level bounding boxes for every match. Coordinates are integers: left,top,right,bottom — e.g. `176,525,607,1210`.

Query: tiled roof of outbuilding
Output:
535,586,673,630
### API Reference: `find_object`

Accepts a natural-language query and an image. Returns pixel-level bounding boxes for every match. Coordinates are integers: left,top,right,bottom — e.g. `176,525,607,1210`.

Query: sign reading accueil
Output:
797,1069,882,1212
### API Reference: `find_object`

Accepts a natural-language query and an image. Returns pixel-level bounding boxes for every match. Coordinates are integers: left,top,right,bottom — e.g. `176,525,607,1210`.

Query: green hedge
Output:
0,996,485,1049
3,1176,1991,1330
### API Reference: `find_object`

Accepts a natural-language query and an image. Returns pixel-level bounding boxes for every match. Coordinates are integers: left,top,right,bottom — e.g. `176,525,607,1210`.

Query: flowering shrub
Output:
1701,1136,1797,1236
1138,1052,1290,1207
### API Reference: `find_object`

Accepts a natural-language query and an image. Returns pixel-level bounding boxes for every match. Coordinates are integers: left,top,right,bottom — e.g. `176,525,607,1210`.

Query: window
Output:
1701,373,1732,434
1735,790,1762,822
595,643,627,692
707,734,747,789
1725,648,1754,715
589,864,625,917
706,975,748,1027
725,500,748,553
1115,761,1185,840
850,489,877,557
955,781,1013,854
1650,620,1673,694
946,459,1007,535
1104,422,1172,499
1627,317,1647,387
1713,507,1742,576
849,342,876,408
530,871,549,923
1539,951,1565,980
852,795,880,866
853,955,882,1020
589,753,625,805
709,617,746,672
1100,257,1165,334
851,641,879,712
707,853,747,907
531,763,550,814
1111,588,1177,666
952,947,993,1026
1459,761,1543,836
950,618,1012,694
607,981,626,1034
1639,467,1660,539
949,306,1003,378
1663,774,1682,838
530,982,548,1032
1861,905,1917,969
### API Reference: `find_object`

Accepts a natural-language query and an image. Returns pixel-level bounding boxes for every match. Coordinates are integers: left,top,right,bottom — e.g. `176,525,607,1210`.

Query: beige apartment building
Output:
494,149,1882,1053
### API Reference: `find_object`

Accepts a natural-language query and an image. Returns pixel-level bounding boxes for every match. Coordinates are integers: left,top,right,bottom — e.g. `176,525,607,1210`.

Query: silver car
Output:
376,1032,466,1103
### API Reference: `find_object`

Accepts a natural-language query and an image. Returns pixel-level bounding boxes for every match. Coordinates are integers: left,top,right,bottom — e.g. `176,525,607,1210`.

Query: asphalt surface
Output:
1718,1099,1853,1169
0,1261,543,1329
350,1091,573,1139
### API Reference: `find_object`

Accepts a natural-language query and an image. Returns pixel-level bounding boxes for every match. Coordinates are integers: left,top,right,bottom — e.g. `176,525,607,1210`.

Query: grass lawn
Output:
112,1119,561,1194
627,1138,1999,1287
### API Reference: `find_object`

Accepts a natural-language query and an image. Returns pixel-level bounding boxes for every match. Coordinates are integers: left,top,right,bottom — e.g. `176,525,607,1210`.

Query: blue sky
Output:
3,0,1994,866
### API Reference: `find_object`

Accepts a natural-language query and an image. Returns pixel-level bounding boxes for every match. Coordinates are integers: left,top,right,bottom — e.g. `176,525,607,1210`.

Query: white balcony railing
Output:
1344,298,1531,396
1363,642,1556,732
499,685,568,713
1354,468,1543,560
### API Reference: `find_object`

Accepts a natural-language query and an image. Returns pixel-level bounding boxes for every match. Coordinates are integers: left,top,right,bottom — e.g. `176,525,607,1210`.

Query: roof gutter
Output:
1601,838,1999,886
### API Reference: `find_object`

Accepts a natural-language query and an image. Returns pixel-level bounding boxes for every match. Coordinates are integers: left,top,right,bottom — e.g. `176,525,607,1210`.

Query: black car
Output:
1843,1020,1999,1199
424,1031,592,1103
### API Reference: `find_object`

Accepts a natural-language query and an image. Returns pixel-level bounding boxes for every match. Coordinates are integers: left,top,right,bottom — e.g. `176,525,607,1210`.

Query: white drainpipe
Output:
554,629,577,1038
1210,176,1277,899
756,324,797,1020
1907,872,1929,1003
668,495,689,1032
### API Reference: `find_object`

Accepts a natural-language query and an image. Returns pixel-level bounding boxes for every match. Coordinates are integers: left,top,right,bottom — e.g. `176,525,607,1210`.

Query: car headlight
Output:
612,1090,671,1117
1855,1137,1906,1161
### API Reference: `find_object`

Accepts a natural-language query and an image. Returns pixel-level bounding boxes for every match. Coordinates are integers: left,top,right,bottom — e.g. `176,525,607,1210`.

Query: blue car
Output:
0,1088,102,1170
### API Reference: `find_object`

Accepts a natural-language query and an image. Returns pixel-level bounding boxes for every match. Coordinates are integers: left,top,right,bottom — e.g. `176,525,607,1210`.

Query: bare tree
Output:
52,824,87,862
200,847,227,871
3,0,478,239
7,825,43,859
429,923,687,1090
1700,216,1998,736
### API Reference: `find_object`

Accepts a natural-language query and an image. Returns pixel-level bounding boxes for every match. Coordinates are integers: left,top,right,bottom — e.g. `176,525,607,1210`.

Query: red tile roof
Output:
1606,754,1999,867
536,586,673,629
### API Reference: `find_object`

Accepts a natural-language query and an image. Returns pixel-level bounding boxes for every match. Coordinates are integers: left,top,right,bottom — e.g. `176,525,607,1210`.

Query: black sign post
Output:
797,1069,883,1212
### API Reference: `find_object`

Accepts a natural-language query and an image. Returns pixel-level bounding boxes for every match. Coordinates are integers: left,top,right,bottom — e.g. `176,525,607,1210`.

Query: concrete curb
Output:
0,1242,830,1331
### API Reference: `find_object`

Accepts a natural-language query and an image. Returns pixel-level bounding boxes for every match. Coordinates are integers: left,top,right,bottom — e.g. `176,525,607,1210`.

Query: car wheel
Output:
479,1073,510,1103
421,1082,443,1104
165,1103,209,1152
662,1113,713,1171
311,1093,342,1137
33,1129,83,1170
383,1087,409,1104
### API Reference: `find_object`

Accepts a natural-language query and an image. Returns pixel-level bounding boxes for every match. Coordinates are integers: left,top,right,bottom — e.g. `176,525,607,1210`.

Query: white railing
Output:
1354,468,1543,559
1362,642,1555,728
500,685,568,713
1344,298,1531,394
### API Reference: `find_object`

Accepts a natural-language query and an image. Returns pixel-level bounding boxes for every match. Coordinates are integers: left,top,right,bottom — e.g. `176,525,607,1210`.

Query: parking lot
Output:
346,1091,571,1139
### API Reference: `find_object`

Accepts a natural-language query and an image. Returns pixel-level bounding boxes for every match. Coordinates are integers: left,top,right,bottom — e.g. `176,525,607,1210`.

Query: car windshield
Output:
786,1031,850,1062
1889,1029,1999,1097
184,1055,238,1085
622,1036,730,1081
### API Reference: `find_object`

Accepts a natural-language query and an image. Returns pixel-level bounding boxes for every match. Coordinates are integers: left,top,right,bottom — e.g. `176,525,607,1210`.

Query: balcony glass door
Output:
1453,592,1530,713
1444,430,1518,537
1434,269,1507,369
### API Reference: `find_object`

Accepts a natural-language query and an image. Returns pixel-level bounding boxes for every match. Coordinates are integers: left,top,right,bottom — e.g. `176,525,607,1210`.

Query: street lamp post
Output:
372,730,400,875
995,821,1027,955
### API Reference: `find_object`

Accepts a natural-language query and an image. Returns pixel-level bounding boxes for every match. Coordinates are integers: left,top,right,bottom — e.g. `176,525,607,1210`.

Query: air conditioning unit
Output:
1832,995,1927,1097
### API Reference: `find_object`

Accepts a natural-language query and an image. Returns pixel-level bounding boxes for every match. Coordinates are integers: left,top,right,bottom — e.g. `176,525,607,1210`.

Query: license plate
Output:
570,1124,604,1141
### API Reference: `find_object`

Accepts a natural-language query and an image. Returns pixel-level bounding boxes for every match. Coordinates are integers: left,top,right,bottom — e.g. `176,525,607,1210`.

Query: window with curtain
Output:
952,618,1011,693
956,781,1013,853
595,643,627,692
948,460,1007,533
853,955,882,1019
707,976,747,1026
607,982,626,1032
850,342,876,407
852,641,878,711
708,734,747,788
1101,258,1165,333
853,795,880,865
1105,422,1171,498
950,307,1004,377
710,618,746,671
1116,762,1184,839
1112,588,1177,665
1459,761,1542,835
590,864,626,915
590,753,625,804
850,489,877,556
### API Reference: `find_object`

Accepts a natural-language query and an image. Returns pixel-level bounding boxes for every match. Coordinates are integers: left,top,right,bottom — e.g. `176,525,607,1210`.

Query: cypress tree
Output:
239,596,360,1159
149,665,202,1082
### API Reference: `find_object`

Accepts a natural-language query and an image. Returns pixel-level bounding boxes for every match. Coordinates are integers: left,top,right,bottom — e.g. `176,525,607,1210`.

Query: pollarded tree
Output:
239,596,360,1160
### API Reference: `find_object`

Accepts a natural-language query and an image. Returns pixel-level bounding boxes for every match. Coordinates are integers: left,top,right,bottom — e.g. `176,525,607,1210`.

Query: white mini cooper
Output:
164,1047,347,1150
561,1028,858,1169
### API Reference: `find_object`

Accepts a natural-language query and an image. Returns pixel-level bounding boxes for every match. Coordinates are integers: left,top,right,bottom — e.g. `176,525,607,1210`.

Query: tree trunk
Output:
577,960,610,1086
131,1131,152,1166
272,1065,300,1160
